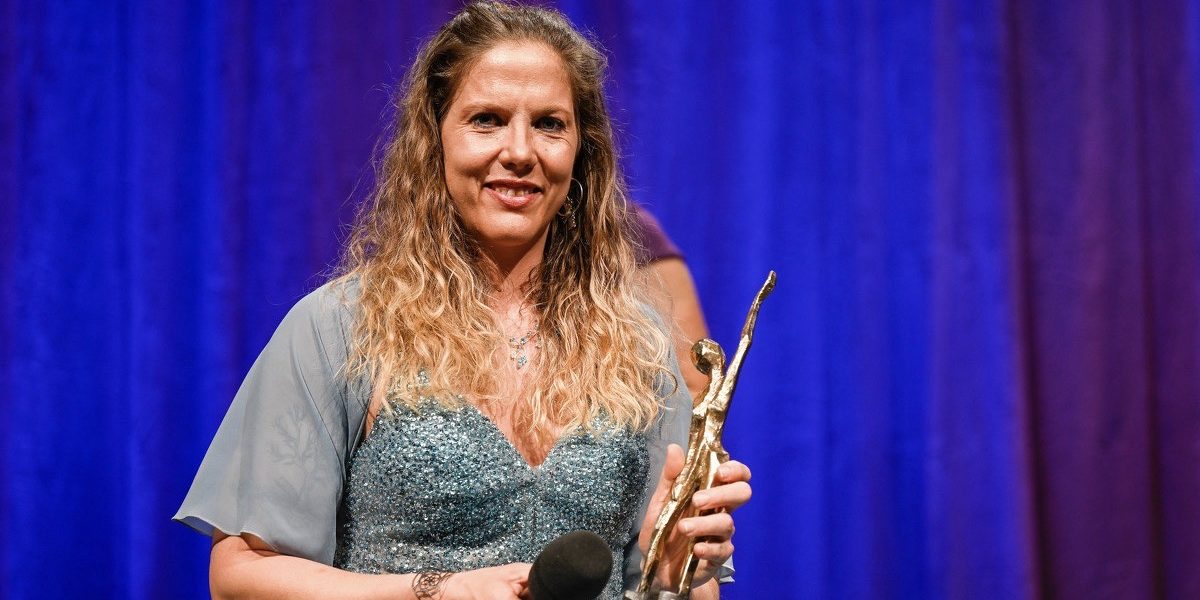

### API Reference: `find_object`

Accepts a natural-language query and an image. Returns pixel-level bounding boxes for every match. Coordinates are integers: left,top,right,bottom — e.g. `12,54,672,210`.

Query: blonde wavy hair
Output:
334,1,675,443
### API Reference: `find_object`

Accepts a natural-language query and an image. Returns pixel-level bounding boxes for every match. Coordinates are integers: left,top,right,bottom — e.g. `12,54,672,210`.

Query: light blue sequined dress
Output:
334,401,649,599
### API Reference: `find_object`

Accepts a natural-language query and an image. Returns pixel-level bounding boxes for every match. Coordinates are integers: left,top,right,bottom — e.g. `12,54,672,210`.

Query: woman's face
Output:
440,40,580,262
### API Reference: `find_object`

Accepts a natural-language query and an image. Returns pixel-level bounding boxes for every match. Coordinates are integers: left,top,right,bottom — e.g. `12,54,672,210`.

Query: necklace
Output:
507,327,540,369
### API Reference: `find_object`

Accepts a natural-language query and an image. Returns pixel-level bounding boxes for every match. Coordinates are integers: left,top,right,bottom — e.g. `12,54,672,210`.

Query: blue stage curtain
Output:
2,1,1198,598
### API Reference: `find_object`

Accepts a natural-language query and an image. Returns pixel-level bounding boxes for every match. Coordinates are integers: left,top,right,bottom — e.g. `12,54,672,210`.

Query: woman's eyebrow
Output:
536,103,573,115
457,101,504,114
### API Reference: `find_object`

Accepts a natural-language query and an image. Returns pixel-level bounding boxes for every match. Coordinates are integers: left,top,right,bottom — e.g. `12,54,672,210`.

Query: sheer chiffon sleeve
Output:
173,282,368,565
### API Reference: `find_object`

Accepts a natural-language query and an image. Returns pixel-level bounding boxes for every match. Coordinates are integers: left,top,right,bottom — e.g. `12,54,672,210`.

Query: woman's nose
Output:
499,121,535,173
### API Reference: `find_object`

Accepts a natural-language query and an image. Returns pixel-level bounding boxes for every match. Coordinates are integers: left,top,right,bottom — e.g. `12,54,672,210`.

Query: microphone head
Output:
528,530,613,600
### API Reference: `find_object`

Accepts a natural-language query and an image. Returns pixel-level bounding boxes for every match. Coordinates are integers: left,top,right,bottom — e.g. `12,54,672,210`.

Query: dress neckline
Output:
361,400,582,471
461,401,583,470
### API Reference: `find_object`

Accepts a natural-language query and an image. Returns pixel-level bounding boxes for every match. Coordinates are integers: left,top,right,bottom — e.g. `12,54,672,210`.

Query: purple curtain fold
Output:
2,1,1197,598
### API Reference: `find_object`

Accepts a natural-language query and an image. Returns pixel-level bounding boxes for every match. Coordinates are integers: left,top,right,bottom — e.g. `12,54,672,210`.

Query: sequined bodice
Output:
333,401,649,599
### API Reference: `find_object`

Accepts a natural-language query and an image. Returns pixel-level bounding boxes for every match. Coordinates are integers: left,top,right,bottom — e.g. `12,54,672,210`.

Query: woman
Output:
175,3,751,599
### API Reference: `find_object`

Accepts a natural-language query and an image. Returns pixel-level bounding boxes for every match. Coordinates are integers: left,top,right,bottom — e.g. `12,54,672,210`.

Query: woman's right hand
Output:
443,563,531,600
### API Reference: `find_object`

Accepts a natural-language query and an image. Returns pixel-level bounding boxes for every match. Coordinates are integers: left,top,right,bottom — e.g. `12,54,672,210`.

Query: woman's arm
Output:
210,532,410,600
210,532,530,600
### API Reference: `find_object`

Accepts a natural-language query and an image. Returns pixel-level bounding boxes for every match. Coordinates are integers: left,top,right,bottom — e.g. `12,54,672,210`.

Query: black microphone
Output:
527,530,613,600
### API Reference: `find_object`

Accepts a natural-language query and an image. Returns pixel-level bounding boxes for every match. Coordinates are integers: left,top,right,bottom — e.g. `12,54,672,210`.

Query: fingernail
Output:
693,492,709,506
680,521,693,535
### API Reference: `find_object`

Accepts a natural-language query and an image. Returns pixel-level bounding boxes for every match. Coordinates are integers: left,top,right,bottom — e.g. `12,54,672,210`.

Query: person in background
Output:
631,205,711,402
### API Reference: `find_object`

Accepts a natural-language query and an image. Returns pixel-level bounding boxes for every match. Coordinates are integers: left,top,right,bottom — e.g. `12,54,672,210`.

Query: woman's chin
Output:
473,228,552,259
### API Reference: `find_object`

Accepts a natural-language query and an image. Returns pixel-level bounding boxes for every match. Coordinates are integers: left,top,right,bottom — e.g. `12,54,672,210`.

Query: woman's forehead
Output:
451,41,574,112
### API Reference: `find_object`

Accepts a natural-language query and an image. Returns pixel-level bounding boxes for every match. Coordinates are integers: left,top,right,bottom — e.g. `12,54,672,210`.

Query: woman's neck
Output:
479,233,548,311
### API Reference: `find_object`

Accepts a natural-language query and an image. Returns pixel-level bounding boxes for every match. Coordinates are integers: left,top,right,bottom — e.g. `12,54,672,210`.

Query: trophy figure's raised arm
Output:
629,271,777,600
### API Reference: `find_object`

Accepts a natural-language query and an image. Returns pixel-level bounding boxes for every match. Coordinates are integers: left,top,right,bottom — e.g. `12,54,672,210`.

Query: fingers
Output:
677,511,735,540
487,563,531,592
689,459,752,512
498,564,532,598
649,443,686,504
503,562,532,580
690,539,735,562
714,460,751,484
662,444,685,482
691,480,752,511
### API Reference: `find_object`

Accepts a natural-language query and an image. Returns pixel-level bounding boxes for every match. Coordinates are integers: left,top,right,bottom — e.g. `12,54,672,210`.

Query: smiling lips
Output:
485,179,543,209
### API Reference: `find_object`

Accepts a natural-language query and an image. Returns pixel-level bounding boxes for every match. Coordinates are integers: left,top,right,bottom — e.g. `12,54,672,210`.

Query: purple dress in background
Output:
630,204,682,266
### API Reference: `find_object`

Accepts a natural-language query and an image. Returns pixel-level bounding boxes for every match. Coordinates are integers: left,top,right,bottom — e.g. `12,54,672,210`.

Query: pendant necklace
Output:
508,325,540,369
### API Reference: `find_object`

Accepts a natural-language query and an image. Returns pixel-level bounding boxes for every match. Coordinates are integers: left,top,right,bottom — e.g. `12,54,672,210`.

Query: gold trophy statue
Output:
628,271,777,600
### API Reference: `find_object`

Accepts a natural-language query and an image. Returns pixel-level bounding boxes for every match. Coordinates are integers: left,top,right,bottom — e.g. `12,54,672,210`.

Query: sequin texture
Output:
334,399,650,599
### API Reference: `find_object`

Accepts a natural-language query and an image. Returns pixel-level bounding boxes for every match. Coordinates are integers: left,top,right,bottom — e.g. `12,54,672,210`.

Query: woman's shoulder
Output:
280,276,361,334
253,276,363,378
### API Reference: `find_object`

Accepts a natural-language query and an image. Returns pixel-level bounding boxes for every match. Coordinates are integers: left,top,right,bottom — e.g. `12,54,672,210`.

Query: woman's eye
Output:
470,113,500,128
536,117,566,132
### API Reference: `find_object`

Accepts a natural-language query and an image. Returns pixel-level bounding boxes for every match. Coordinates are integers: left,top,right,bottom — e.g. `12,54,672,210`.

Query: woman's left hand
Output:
638,443,753,591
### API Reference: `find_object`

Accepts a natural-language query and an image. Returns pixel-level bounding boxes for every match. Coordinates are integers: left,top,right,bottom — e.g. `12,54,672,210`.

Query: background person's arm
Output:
644,256,711,402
